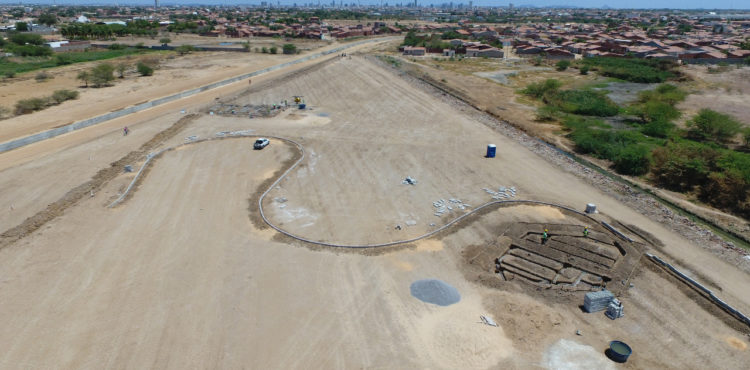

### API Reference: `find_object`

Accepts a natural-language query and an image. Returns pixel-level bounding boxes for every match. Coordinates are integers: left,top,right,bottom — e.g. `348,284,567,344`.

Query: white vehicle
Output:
253,138,270,150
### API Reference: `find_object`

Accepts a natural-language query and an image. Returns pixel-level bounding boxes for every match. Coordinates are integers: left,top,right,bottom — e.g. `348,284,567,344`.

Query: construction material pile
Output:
483,186,516,199
584,290,615,313
207,103,291,118
433,198,470,217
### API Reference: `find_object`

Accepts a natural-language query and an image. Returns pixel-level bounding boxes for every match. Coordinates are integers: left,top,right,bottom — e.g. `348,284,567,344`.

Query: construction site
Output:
0,39,748,369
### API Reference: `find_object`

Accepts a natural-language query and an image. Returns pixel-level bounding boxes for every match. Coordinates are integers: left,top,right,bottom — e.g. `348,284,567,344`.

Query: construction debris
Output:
123,165,133,173
584,290,615,313
207,103,291,118
402,176,418,185
605,298,625,320
483,186,517,200
432,198,471,217
480,315,498,327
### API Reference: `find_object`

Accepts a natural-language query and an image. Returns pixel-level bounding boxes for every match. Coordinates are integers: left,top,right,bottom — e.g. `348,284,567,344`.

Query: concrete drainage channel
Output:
0,37,395,154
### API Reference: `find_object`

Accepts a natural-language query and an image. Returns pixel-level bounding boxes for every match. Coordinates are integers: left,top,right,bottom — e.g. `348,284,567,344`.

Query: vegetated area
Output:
579,57,681,83
0,32,155,77
522,58,750,219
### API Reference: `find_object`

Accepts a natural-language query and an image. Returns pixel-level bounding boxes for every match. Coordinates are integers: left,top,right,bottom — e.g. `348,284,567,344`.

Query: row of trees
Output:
76,61,155,88
60,20,160,39
0,32,53,57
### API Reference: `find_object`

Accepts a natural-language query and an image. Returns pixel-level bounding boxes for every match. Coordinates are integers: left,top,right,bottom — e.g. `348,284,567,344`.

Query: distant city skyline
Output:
0,0,748,10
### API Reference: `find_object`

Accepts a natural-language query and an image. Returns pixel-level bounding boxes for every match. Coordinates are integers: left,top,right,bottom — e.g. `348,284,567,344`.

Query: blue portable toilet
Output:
486,144,496,158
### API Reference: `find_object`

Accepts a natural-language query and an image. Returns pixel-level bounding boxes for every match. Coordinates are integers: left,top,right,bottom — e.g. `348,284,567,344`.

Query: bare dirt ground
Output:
0,38,336,144
679,64,750,127
0,53,748,368
388,53,750,250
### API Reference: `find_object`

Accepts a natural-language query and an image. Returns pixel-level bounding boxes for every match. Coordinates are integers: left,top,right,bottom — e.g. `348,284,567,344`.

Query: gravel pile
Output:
410,279,461,306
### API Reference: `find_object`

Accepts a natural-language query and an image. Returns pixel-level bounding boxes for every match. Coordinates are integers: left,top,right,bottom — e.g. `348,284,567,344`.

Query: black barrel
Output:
606,341,632,363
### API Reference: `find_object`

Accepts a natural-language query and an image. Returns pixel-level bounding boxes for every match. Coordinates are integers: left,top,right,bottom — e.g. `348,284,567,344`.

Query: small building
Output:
443,49,455,57
466,47,503,58
403,46,426,56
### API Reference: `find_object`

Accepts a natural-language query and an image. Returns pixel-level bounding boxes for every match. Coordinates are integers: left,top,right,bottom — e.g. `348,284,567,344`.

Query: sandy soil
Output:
0,54,748,368
0,39,341,144
679,64,750,127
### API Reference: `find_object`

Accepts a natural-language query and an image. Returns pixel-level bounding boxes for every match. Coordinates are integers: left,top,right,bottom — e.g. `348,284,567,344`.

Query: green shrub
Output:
15,97,49,114
651,141,718,191
261,46,268,53
108,43,127,50
0,105,10,119
175,44,196,55
51,89,79,104
743,128,750,147
282,43,297,54
548,89,620,117
535,106,560,121
90,63,115,87
55,54,73,66
35,71,52,82
636,101,680,123
641,120,674,138
10,33,44,45
579,65,589,75
521,79,562,99
556,60,571,71
8,44,53,57
613,144,651,175
5,71,16,78
136,62,154,76
581,57,678,83
269,46,278,54
687,109,743,143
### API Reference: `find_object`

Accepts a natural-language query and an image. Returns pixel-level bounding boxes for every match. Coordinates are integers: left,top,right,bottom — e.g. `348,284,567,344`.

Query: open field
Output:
0,51,748,368
0,38,338,144
679,64,750,127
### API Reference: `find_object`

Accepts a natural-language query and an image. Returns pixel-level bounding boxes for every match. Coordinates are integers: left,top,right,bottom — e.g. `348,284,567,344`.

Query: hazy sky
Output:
0,0,747,10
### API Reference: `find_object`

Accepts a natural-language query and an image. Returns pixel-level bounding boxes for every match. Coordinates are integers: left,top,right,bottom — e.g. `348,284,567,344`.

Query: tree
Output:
614,144,651,176
579,65,590,75
556,60,570,71
743,128,750,147
269,46,278,54
37,13,57,26
90,63,115,87
687,109,743,143
282,43,297,54
77,71,91,87
116,63,127,78
15,22,28,32
242,42,250,52
159,37,171,45
137,62,154,76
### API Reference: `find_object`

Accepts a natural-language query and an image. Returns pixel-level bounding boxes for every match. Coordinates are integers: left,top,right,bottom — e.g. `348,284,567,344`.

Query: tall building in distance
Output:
154,0,159,9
